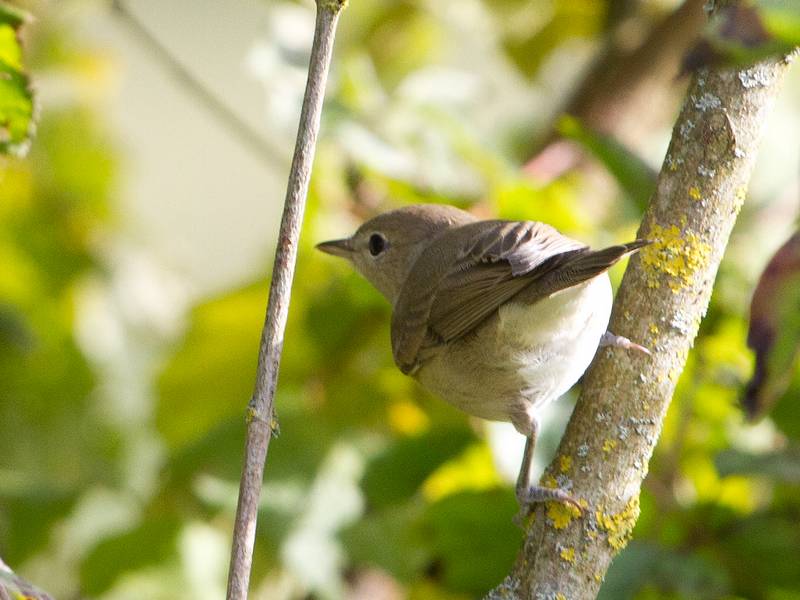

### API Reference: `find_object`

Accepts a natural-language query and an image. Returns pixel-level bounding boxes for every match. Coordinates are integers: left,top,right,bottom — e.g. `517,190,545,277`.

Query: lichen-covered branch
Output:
487,32,794,600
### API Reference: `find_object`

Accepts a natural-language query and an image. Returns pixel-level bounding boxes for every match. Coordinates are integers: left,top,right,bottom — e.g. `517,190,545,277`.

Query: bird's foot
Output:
600,331,651,356
513,485,582,527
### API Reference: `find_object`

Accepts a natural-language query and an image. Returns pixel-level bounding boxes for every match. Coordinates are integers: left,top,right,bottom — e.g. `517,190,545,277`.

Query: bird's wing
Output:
390,220,586,374
391,219,648,374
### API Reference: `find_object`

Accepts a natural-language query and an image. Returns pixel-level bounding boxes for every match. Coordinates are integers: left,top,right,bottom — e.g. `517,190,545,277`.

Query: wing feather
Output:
390,218,646,374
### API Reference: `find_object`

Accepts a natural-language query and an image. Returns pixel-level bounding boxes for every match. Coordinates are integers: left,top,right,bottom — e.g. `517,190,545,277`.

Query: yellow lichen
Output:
649,323,659,335
688,186,702,200
555,594,567,600
640,223,712,292
540,474,583,528
547,501,581,529
602,439,617,453
594,571,603,583
560,547,576,563
550,499,582,529
595,496,641,552
559,455,573,473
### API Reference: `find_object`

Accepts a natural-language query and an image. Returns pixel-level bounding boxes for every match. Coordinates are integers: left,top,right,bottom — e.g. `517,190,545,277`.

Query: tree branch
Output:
225,2,347,599
489,20,794,600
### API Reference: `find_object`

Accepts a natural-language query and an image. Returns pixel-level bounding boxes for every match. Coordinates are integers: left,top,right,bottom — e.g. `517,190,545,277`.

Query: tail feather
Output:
568,240,649,277
516,239,650,304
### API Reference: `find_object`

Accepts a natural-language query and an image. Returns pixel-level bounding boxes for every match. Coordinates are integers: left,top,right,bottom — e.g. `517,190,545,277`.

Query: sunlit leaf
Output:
156,285,263,450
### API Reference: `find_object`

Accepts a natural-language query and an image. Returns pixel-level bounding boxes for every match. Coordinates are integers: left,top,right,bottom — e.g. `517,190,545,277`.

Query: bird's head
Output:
317,204,476,303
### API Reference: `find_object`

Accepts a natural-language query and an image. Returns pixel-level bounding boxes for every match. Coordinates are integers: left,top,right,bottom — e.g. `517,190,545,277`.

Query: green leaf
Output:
361,427,477,509
723,514,800,596
156,285,263,450
770,366,800,440
556,114,655,213
600,541,731,600
754,0,800,48
0,486,78,563
80,517,181,596
716,447,800,483
421,489,520,595
340,502,431,582
0,3,34,156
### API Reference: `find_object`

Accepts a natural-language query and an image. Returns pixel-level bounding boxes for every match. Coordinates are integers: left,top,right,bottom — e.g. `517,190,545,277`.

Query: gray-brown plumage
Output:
317,204,647,516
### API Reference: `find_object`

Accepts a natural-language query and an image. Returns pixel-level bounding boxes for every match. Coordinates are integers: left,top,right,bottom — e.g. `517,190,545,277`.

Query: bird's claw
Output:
599,331,651,356
514,485,583,527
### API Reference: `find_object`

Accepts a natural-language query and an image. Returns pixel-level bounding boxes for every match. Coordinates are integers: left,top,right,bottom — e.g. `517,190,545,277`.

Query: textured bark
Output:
487,27,794,600
225,2,347,599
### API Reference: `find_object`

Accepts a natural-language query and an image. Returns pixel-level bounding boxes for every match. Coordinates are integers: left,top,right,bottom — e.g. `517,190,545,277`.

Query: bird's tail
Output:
555,239,650,284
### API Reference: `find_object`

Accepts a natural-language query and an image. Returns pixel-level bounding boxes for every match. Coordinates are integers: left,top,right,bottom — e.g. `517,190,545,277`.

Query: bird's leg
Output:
514,419,581,526
600,331,651,356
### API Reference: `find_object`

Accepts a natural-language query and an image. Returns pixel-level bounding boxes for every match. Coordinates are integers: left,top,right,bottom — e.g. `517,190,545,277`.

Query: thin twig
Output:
225,2,347,599
110,0,285,165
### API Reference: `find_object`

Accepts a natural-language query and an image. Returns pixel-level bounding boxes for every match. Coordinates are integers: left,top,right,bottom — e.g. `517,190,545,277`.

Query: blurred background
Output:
1,0,800,598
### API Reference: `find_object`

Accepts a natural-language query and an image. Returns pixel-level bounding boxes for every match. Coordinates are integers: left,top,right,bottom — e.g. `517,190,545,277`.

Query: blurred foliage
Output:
1,1,800,599
685,1,800,72
0,1,34,156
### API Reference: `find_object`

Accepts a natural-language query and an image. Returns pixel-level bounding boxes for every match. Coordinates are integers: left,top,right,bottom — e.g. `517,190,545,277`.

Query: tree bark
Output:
488,21,794,600
225,2,347,599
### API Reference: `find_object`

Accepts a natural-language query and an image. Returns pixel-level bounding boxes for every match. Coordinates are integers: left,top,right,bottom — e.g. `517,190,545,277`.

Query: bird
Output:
317,203,648,518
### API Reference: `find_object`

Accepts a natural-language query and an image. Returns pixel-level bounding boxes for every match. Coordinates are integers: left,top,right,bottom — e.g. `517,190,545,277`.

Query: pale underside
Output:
414,274,613,437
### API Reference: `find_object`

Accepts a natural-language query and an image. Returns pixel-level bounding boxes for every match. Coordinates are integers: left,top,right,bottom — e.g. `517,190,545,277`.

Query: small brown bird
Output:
318,204,647,517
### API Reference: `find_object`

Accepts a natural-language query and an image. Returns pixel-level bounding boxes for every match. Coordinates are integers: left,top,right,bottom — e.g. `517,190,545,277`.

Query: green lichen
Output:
595,495,640,552
640,223,711,292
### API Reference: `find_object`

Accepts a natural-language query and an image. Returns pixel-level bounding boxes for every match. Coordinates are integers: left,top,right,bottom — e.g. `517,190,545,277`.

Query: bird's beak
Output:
316,237,354,259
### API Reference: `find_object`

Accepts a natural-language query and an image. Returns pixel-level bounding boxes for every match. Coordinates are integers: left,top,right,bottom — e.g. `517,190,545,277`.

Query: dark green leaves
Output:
361,427,476,509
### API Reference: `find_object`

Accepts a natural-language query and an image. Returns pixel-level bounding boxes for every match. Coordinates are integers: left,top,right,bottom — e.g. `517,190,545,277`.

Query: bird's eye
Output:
368,233,387,257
